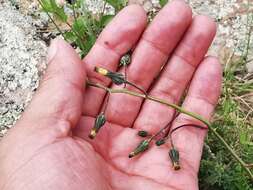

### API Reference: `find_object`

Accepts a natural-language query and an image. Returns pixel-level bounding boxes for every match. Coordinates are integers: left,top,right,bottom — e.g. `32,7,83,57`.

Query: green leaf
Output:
82,34,96,54
240,132,253,146
100,15,114,27
159,0,168,7
64,31,77,42
40,0,54,12
50,0,68,22
40,0,67,22
72,17,87,36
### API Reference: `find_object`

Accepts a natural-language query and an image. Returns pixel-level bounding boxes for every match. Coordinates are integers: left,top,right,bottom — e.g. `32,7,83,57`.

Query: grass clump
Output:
199,12,253,187
38,0,127,57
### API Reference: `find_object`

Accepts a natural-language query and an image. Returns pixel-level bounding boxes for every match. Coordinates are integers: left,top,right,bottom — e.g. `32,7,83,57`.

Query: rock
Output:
0,2,47,138
246,60,253,73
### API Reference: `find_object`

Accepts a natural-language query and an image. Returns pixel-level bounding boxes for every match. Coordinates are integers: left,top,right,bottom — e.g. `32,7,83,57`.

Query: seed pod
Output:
138,130,149,137
156,139,166,146
169,148,180,170
129,139,150,158
89,113,106,139
94,66,126,85
119,53,131,67
107,72,126,85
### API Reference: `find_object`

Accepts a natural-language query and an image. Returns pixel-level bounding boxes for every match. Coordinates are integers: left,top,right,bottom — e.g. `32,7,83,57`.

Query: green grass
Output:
199,62,253,189
38,0,253,188
199,11,253,186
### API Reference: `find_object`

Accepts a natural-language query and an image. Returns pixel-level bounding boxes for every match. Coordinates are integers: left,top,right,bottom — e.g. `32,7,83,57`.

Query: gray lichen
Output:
0,2,47,138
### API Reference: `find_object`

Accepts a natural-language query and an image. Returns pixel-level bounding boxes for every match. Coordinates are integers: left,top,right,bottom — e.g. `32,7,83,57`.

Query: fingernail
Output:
47,38,60,62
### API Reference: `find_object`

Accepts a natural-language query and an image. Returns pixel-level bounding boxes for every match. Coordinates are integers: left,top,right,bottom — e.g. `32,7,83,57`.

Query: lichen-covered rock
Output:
0,2,47,138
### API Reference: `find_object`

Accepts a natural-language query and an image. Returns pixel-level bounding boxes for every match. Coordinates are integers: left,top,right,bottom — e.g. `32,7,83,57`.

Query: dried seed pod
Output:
107,72,126,85
94,66,126,85
89,113,106,139
138,130,149,137
156,139,166,146
94,66,147,95
129,139,150,158
169,148,180,170
119,52,131,67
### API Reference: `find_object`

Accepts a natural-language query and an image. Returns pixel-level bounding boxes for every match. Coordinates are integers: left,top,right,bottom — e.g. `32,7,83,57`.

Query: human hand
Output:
0,1,221,189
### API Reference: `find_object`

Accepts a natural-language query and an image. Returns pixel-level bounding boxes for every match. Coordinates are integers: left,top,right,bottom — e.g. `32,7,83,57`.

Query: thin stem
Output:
150,112,178,141
125,81,147,96
38,0,85,51
71,0,77,21
163,112,179,137
49,8,87,50
170,124,207,134
87,81,253,180
100,1,107,18
38,0,66,39
124,65,127,88
102,92,110,113
169,124,208,149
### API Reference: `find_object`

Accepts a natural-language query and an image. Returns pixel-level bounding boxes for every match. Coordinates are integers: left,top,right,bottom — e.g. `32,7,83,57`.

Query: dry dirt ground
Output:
0,0,252,138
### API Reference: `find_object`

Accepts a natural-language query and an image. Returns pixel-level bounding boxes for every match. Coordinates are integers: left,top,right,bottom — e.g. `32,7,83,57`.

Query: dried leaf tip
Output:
89,113,106,139
169,148,180,170
129,139,150,158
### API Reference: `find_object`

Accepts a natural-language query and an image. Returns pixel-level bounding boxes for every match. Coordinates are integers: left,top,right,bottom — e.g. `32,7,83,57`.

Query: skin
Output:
0,1,222,190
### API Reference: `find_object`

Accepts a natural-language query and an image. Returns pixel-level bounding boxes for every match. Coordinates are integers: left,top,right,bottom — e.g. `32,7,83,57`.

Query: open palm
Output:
0,1,222,190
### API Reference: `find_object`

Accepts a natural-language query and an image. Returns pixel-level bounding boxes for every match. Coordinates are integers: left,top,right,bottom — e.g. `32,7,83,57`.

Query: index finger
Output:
83,5,147,116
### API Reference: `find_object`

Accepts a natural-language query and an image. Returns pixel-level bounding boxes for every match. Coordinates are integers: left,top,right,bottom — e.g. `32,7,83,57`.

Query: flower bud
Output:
156,139,165,146
138,130,149,137
94,66,126,85
89,113,106,139
129,139,150,158
107,72,125,85
169,148,180,170
119,53,131,67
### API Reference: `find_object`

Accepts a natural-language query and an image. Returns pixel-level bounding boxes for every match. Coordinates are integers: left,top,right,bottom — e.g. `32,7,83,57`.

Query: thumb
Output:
20,38,86,129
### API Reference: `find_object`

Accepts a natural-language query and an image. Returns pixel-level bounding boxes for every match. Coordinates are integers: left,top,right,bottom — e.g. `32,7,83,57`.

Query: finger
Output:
105,0,192,126
83,5,147,116
134,15,216,132
170,56,222,172
20,38,86,132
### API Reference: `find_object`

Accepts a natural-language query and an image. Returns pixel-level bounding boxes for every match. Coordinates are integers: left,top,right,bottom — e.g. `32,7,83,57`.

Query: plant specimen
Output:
88,68,253,179
38,0,253,186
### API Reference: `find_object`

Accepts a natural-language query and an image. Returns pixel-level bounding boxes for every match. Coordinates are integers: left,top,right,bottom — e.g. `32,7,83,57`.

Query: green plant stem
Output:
87,81,253,180
38,0,66,39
